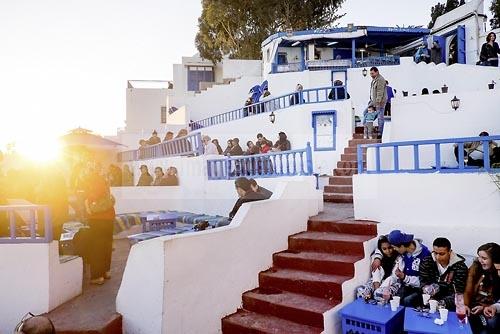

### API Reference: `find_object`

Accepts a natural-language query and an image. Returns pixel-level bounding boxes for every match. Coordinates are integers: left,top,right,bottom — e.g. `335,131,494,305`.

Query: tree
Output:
428,0,465,29
195,0,345,63
490,0,500,29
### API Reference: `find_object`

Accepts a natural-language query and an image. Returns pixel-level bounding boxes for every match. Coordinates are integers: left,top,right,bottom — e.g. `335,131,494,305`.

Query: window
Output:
312,110,336,151
187,66,214,91
161,106,167,124
277,52,288,65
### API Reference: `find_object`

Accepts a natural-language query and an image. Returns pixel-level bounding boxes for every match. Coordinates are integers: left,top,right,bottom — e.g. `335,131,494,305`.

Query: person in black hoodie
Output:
479,32,500,67
419,237,468,310
228,177,267,220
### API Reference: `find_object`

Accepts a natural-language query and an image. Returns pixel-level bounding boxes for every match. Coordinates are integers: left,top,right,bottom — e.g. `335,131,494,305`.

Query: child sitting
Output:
357,236,402,302
364,105,377,139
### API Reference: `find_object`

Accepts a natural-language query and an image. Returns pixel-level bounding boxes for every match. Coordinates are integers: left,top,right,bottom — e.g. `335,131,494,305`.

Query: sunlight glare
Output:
16,137,62,164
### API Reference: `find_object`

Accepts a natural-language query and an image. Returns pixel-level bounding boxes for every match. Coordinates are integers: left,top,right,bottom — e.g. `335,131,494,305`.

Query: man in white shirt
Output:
202,135,219,155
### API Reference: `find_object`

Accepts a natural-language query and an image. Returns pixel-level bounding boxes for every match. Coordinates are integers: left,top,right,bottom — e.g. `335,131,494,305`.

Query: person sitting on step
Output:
228,177,267,220
249,178,273,199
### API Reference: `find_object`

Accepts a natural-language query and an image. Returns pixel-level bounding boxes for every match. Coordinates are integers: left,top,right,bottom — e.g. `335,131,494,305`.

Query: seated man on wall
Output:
419,237,468,311
228,177,267,220
249,178,273,199
453,131,498,168
384,230,431,307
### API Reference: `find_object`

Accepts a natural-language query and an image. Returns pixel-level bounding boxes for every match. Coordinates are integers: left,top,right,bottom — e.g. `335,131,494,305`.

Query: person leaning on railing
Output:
453,132,499,168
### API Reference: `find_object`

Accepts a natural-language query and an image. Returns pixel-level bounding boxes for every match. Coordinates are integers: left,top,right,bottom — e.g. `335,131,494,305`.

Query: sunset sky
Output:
0,0,493,151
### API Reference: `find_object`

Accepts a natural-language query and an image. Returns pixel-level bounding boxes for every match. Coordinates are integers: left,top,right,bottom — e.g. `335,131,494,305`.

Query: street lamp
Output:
362,68,368,77
451,96,460,111
269,111,276,124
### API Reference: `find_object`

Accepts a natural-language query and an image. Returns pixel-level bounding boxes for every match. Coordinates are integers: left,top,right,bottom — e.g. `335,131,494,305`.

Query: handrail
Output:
0,204,53,244
357,135,500,174
191,86,346,130
206,143,313,180
118,132,204,162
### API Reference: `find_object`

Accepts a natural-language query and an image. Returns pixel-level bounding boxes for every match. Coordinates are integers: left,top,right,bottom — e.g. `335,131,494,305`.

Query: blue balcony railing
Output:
191,86,346,130
118,132,204,162
0,205,53,244
206,143,313,180
271,56,400,73
357,135,500,174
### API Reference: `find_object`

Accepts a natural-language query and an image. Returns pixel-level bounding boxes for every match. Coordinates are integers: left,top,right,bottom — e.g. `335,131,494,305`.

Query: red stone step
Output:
221,309,322,334
334,168,357,176
259,268,348,300
288,231,370,255
324,185,352,194
344,146,368,154
307,219,377,236
353,133,364,139
328,176,352,185
340,153,365,162
273,250,359,276
323,192,353,203
355,126,365,134
242,288,337,328
337,160,362,169
348,138,380,146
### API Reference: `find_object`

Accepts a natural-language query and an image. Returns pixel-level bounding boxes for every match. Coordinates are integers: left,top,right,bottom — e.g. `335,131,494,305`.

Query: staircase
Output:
324,127,381,203
221,215,377,333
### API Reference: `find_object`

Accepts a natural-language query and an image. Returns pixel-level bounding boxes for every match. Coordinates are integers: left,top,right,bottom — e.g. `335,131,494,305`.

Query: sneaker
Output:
90,277,105,285
104,271,111,280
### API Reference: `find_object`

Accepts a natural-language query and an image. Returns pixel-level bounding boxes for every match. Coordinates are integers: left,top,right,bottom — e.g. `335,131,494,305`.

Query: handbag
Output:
85,194,115,215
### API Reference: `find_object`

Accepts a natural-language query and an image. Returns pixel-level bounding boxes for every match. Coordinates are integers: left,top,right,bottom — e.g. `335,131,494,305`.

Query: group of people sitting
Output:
202,132,291,156
454,131,500,168
138,129,189,149
358,230,500,333
136,165,179,186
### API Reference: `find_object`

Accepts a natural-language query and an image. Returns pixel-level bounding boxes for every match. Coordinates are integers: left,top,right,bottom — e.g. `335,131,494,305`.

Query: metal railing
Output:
207,143,313,180
353,56,400,68
0,205,53,244
271,56,400,73
357,135,500,174
273,62,303,73
118,132,204,162
190,86,346,130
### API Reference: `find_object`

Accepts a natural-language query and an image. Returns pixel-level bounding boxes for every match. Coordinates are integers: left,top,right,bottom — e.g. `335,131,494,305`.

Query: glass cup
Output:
455,294,467,328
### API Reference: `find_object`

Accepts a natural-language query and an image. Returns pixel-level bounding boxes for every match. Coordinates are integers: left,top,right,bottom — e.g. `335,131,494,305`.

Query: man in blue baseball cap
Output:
387,230,431,307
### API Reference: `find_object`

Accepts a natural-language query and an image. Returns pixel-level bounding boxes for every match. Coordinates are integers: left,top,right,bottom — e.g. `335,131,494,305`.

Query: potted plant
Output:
441,84,448,93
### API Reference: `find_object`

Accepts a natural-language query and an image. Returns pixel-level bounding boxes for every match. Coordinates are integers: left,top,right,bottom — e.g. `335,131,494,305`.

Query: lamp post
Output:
269,111,276,124
362,68,368,77
451,96,460,111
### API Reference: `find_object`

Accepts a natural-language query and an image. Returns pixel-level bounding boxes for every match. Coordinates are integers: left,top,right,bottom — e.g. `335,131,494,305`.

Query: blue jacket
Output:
402,240,431,288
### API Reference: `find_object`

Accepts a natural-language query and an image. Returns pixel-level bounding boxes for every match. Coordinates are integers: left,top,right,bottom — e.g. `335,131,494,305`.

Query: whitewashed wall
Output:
221,59,262,79
0,242,82,333
353,173,500,255
266,69,332,97
190,100,354,176
125,87,169,132
116,179,322,334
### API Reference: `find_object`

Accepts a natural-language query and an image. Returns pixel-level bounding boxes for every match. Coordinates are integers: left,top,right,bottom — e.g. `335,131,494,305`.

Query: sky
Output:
0,0,494,149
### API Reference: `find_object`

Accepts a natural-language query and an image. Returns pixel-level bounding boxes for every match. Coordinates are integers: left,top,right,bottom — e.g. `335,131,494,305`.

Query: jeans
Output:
470,313,499,334
364,122,374,139
363,103,386,137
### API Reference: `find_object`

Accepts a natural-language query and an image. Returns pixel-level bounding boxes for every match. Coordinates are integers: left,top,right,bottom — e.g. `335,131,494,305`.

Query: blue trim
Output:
191,85,347,130
312,110,337,151
0,205,53,244
300,45,305,71
457,25,466,64
351,39,356,65
358,135,500,174
206,144,313,180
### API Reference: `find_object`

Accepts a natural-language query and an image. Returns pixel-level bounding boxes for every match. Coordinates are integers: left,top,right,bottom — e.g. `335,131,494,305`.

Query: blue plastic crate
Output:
339,298,404,334
142,213,178,232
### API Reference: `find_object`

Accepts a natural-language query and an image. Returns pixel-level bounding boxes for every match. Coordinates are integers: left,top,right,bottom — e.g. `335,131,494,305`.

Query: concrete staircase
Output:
324,127,381,203
221,215,377,333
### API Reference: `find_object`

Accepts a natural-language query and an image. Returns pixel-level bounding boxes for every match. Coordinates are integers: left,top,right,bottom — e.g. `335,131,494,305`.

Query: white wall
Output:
185,75,263,122
346,57,500,119
125,87,169,132
190,100,354,176
0,242,82,333
221,59,262,79
353,173,500,255
116,179,322,334
266,69,332,97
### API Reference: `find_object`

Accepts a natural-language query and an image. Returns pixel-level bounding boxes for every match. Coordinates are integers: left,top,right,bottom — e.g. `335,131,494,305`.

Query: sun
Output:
15,136,62,164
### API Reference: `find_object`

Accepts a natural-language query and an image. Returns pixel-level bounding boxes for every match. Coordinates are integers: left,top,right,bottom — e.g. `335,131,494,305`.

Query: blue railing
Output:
357,135,500,174
271,56,400,73
207,143,313,180
353,56,400,68
0,205,53,244
191,86,346,130
118,132,203,162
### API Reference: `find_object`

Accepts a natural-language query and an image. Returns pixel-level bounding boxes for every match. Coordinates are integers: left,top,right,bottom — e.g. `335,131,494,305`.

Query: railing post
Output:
306,142,313,175
9,210,15,239
413,144,420,171
226,156,231,180
357,145,364,174
458,142,464,169
483,140,491,171
375,146,381,172
435,143,441,170
394,146,399,172
44,206,53,243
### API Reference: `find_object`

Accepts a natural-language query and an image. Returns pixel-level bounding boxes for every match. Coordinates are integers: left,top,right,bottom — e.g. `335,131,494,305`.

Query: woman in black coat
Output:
480,32,500,67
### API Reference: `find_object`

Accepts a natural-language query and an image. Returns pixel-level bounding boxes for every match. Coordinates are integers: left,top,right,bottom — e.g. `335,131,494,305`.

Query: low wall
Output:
0,242,82,333
353,173,500,255
116,180,322,334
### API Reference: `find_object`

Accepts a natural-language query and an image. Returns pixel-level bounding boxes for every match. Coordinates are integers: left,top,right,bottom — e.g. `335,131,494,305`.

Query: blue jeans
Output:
362,103,386,137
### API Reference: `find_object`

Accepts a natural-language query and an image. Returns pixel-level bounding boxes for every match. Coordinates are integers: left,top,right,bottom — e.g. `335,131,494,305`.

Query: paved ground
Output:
47,239,131,333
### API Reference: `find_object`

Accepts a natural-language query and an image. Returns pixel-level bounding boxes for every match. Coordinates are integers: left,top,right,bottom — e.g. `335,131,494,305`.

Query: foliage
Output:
428,0,465,29
490,0,500,29
195,0,345,63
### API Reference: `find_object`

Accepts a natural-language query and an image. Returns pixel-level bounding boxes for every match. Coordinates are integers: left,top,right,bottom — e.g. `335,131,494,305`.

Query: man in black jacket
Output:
249,179,273,199
228,177,267,220
419,237,468,310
